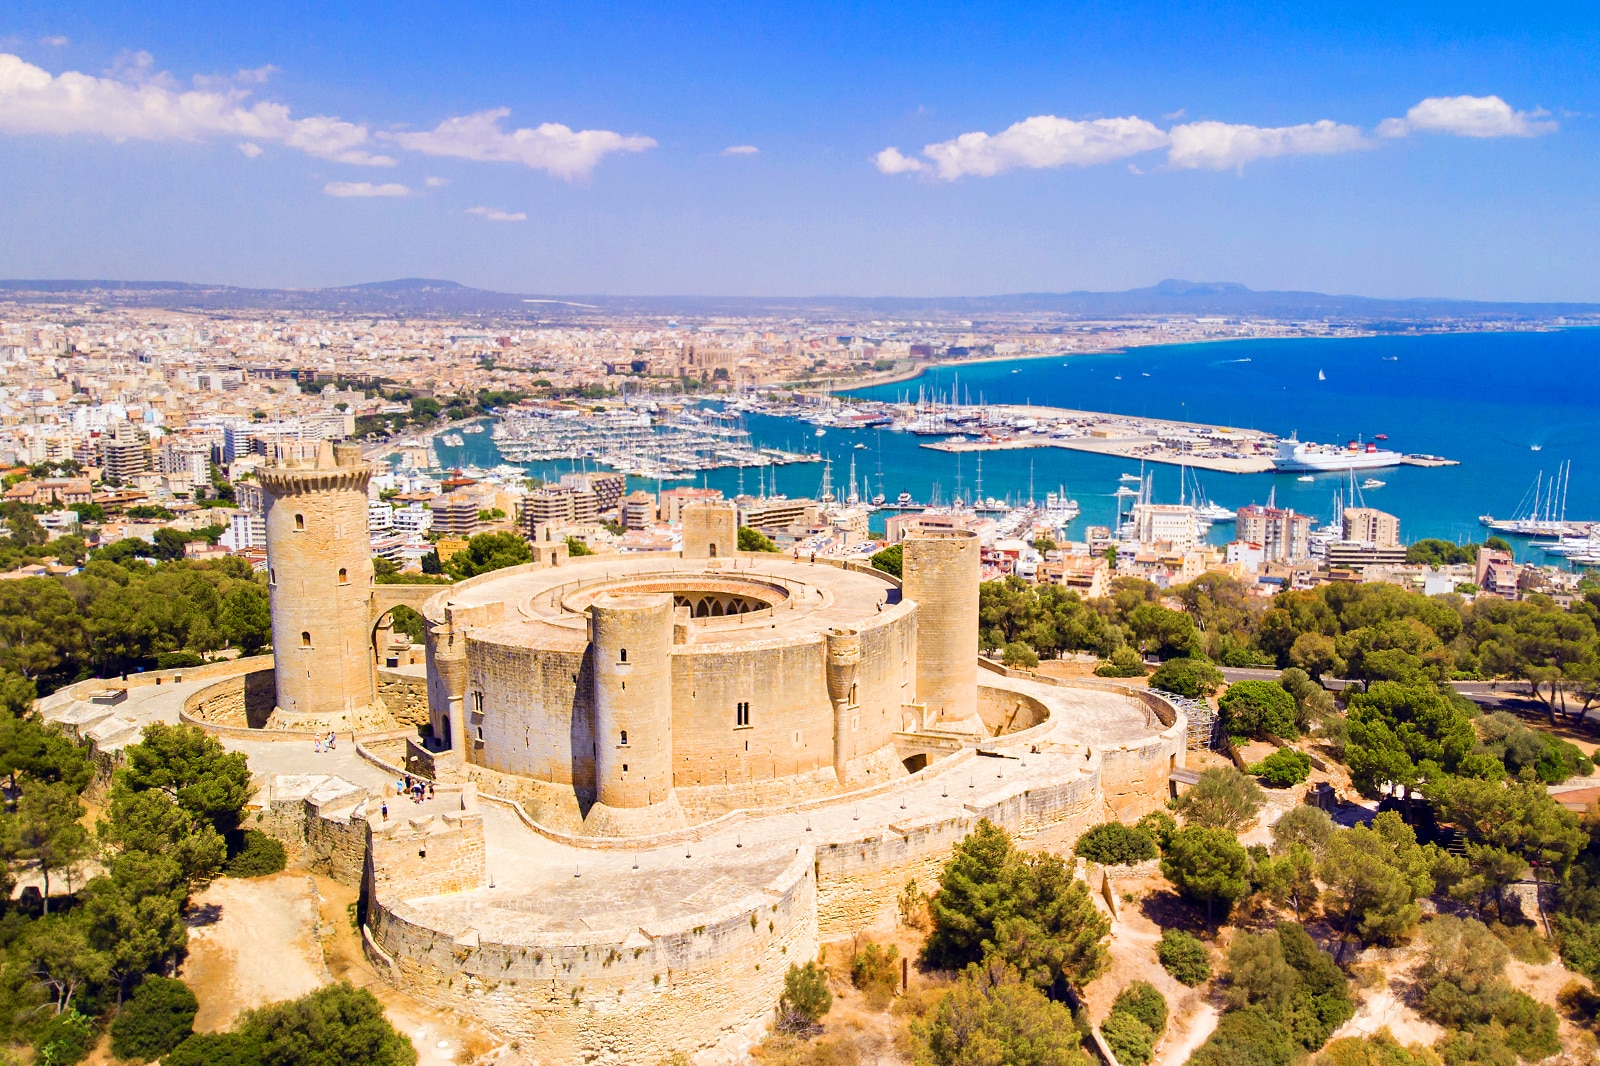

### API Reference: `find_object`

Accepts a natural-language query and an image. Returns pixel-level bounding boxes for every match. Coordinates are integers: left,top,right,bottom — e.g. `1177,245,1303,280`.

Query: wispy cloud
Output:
465,205,526,221
391,108,655,181
1166,119,1368,170
423,175,450,187
39,36,68,47
878,94,1552,180
0,51,394,164
1377,95,1556,139
237,142,263,158
323,181,410,197
721,144,759,156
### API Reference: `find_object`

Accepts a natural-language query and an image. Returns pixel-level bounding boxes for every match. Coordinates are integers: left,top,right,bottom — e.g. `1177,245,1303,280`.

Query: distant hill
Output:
2,277,1596,323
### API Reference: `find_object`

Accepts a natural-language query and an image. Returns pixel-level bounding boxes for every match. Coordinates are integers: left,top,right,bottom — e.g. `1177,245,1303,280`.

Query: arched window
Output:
294,514,305,531
708,542,718,558
619,730,628,745
619,648,627,663
338,567,349,585
300,631,311,647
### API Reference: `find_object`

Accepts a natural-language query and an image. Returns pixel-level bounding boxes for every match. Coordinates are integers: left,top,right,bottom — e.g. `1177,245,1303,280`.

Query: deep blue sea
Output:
432,330,1600,560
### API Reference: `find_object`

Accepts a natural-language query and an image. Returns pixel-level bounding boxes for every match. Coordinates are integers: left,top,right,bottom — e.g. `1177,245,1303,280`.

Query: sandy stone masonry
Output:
130,500,1190,1065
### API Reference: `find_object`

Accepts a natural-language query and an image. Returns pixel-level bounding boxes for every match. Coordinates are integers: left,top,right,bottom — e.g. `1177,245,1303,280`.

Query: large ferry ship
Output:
1272,434,1403,473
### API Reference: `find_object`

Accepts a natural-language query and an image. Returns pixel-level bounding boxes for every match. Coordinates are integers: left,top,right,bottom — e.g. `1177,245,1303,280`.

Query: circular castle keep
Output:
205,469,1186,1064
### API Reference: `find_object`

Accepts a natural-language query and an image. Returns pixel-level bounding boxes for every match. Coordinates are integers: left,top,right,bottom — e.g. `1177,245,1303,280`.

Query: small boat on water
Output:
897,491,913,505
1317,369,1326,381
814,429,826,437
1297,475,1315,483
1362,479,1386,489
1374,433,1388,440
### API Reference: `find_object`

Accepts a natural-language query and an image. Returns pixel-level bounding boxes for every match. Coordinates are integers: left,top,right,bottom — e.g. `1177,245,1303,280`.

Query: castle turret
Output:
260,441,378,731
681,500,737,560
585,593,685,835
825,627,862,785
902,528,983,734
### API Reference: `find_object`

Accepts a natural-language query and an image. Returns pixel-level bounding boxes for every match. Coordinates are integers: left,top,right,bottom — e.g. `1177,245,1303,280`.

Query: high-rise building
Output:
1236,504,1313,563
99,425,150,483
1342,507,1400,548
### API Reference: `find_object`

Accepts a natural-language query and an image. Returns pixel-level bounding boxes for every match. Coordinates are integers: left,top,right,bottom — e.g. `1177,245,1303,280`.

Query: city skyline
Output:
1,2,1596,299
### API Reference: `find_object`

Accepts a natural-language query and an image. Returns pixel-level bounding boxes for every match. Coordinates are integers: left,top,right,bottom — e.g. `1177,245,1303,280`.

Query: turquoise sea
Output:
432,330,1600,560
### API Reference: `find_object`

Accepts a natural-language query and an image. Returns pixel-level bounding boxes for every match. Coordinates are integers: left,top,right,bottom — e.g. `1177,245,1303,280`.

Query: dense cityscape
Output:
6,5,1600,1066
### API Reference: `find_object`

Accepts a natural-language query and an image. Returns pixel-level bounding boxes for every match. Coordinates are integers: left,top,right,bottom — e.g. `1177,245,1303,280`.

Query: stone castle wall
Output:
365,848,817,1065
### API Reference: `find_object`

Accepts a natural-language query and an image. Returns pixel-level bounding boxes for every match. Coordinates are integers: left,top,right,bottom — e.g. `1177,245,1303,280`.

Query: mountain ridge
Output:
1,277,1596,321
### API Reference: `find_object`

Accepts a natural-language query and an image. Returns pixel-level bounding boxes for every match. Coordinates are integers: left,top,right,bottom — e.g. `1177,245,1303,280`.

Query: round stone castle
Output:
237,471,1188,1063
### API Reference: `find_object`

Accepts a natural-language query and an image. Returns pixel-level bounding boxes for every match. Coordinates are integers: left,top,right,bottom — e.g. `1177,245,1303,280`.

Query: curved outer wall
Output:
261,448,377,727
901,529,980,728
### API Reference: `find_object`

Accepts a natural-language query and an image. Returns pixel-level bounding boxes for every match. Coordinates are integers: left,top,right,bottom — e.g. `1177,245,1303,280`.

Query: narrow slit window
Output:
736,701,750,727
620,729,628,745
294,513,305,530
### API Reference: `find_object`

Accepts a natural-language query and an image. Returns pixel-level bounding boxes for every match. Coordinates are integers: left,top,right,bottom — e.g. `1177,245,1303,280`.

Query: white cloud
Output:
237,141,263,158
1377,95,1556,139
391,108,655,181
465,205,526,222
721,144,759,156
0,51,395,164
423,175,450,187
40,36,69,47
888,115,1169,180
873,147,927,174
323,181,411,197
1165,119,1368,170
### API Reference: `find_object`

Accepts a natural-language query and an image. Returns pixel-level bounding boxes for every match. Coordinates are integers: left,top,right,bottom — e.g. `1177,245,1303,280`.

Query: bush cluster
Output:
1073,821,1158,866
1102,981,1168,1066
1157,929,1211,987
224,830,287,878
1251,748,1313,788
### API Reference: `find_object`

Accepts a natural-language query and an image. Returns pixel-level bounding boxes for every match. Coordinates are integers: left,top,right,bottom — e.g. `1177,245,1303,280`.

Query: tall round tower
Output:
586,593,684,836
260,441,378,731
902,528,983,734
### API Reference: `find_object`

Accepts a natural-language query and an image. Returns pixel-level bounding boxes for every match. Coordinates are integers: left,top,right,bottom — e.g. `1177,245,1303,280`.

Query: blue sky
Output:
0,2,1596,298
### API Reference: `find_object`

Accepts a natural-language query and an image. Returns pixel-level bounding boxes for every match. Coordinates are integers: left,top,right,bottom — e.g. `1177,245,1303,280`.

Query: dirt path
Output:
1082,880,1220,1066
181,873,328,1032
1329,986,1445,1047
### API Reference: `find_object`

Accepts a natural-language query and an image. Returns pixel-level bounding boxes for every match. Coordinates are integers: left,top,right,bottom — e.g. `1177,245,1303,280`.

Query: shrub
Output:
1252,749,1312,788
897,878,929,930
1188,1006,1295,1066
1220,680,1299,739
1074,821,1158,866
1148,657,1224,698
1002,641,1039,669
1158,928,1212,986
31,1010,94,1066
1311,1029,1443,1066
781,961,833,1027
225,830,287,878
849,940,900,1009
164,1032,266,1066
156,650,206,669
1172,767,1265,831
1111,980,1169,1036
111,976,199,1061
869,544,902,578
1136,810,1177,851
1102,1010,1157,1066
1095,646,1147,678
